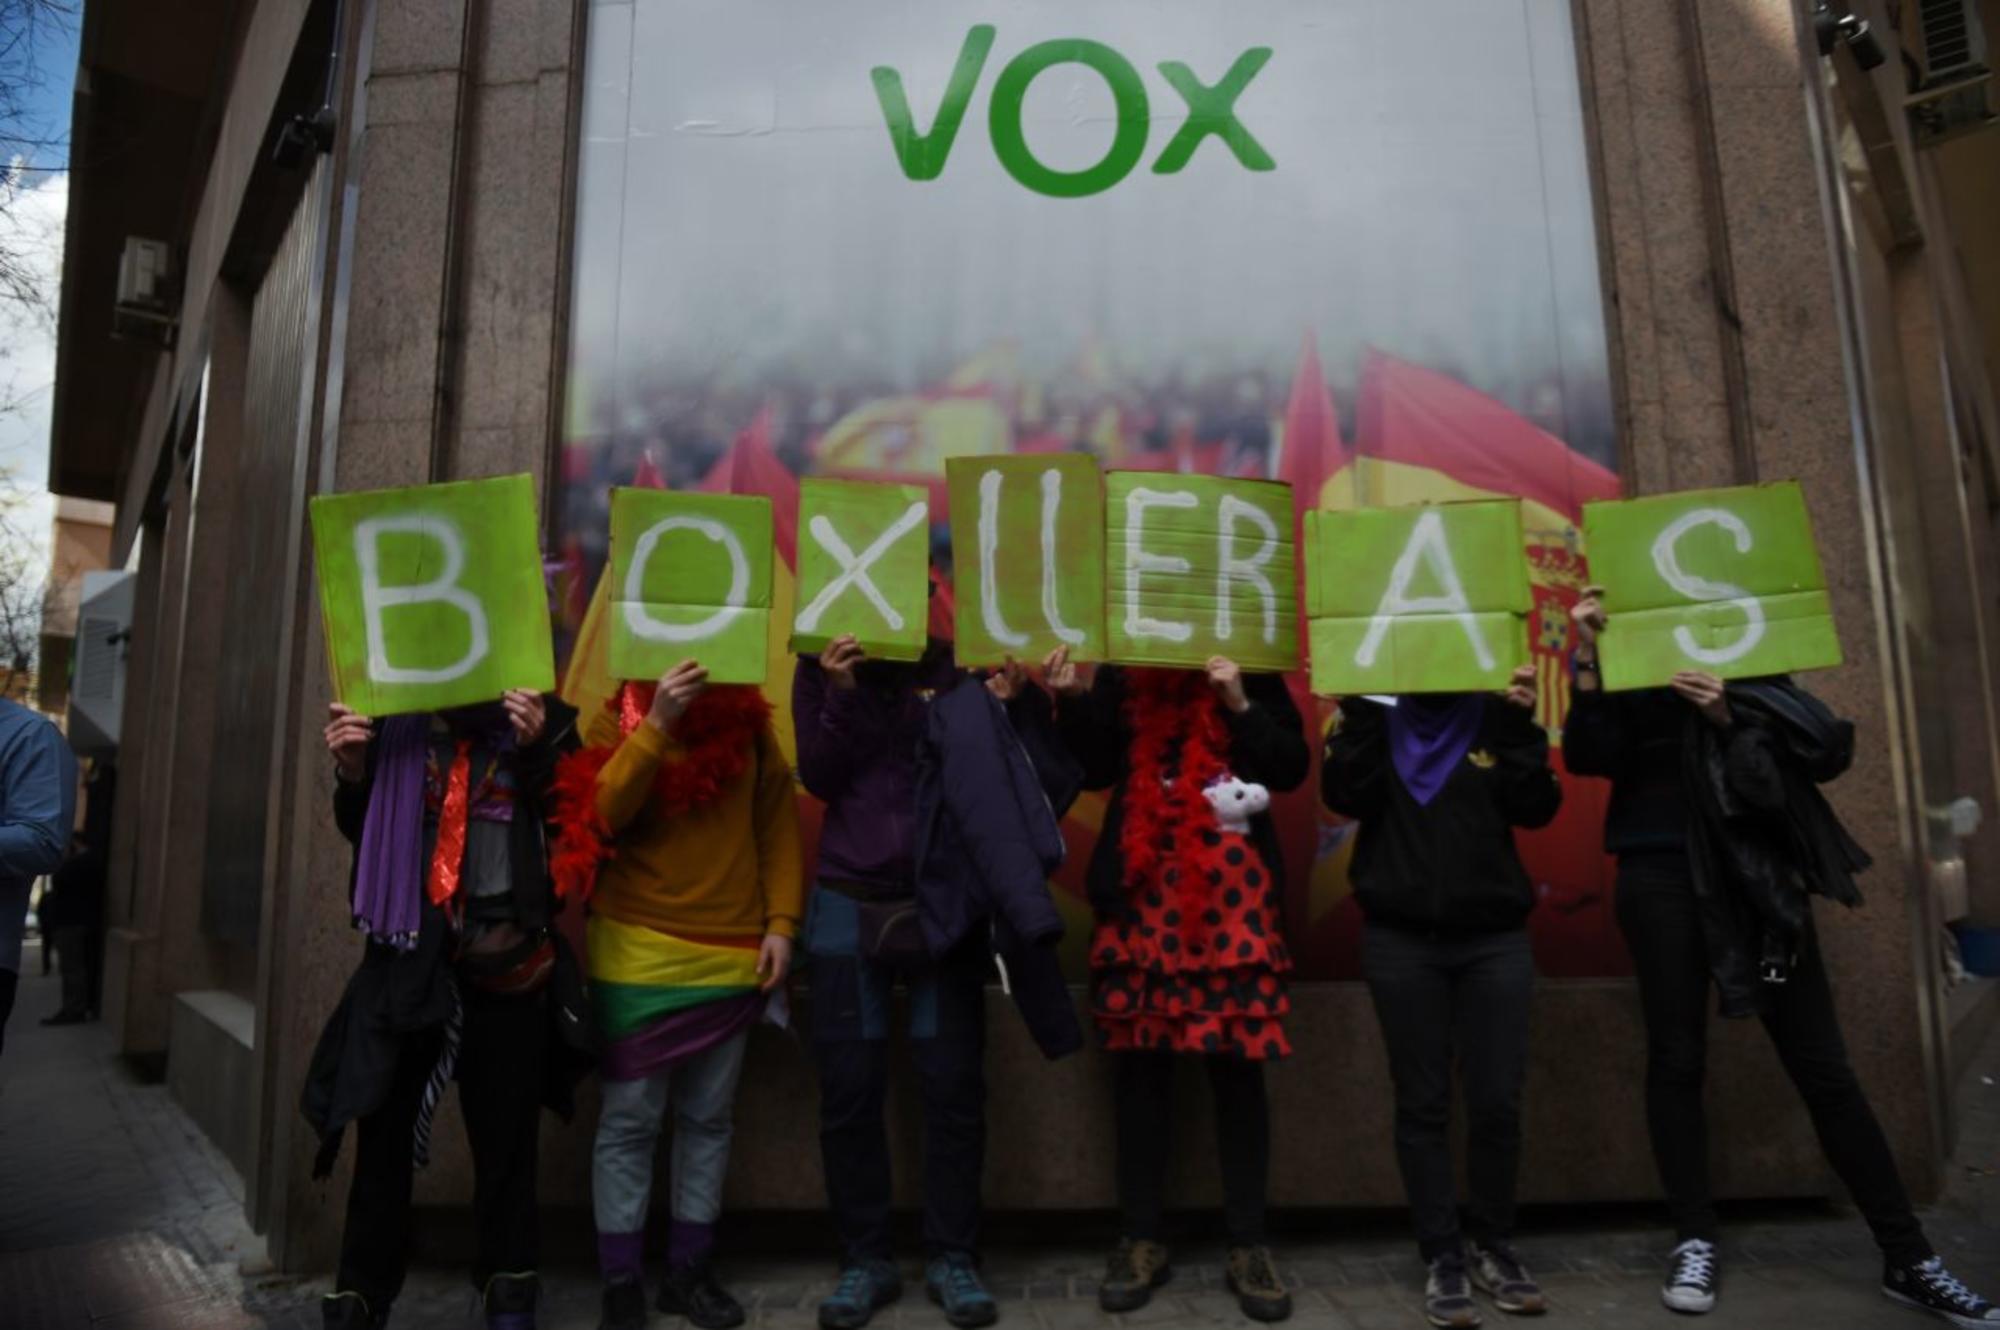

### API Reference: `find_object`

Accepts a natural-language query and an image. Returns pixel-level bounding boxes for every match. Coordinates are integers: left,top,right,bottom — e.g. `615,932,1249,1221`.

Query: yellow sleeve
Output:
594,719,676,834
753,728,806,938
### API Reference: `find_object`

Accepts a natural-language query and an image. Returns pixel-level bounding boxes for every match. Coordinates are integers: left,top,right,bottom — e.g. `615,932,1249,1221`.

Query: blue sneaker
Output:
819,1260,903,1330
926,1253,999,1329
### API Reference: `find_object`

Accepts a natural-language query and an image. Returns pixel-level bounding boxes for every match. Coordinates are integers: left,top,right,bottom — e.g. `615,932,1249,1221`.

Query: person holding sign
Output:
549,660,803,1330
1319,668,1560,1329
305,688,587,1330
1565,592,2000,1328
793,630,1009,1330
1047,650,1307,1324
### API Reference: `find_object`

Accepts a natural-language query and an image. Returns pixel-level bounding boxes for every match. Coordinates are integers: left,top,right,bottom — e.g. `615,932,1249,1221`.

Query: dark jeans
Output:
1361,923,1534,1261
1615,863,1929,1262
1114,1050,1271,1247
805,889,989,1264
336,983,549,1310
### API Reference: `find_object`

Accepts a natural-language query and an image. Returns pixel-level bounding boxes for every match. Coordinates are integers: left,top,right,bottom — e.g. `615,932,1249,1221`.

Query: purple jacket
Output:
792,649,961,890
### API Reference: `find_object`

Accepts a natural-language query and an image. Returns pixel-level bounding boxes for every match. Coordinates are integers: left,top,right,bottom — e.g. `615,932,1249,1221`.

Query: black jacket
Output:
300,698,593,1174
1563,680,1869,1017
914,677,1084,1060
1561,686,1692,857
1057,668,1310,922
1321,696,1561,934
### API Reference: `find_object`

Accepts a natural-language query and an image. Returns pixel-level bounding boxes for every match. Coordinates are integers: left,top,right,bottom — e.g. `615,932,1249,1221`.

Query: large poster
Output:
558,0,1625,978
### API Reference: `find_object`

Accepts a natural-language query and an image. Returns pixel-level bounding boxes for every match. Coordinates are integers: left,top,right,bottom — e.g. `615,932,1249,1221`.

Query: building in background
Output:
36,496,115,719
42,0,2000,1273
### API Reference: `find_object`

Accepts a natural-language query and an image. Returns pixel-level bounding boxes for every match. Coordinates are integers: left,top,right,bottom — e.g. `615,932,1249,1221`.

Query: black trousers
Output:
336,984,549,1309
1361,923,1534,1262
809,909,990,1264
1615,863,1930,1263
1114,1050,1271,1247
52,925,101,1016
0,966,16,1061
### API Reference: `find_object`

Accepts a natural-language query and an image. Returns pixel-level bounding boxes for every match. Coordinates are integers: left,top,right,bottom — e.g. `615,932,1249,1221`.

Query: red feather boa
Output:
549,683,775,902
1117,669,1237,935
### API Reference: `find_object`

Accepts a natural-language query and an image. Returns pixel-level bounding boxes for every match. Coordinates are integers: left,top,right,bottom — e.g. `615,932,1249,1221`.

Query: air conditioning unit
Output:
113,237,177,345
1908,0,1996,146
67,570,133,759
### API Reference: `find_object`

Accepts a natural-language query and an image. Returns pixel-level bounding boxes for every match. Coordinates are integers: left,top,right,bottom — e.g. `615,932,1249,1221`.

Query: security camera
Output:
1812,3,1888,70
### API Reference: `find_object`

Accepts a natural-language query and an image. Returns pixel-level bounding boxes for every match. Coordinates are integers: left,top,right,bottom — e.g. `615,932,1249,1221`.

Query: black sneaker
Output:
1425,1253,1481,1329
1661,1239,1718,1315
1098,1238,1172,1313
322,1291,386,1330
1466,1241,1545,1316
1226,1246,1293,1323
599,1277,646,1330
658,1261,747,1330
1883,1255,2000,1328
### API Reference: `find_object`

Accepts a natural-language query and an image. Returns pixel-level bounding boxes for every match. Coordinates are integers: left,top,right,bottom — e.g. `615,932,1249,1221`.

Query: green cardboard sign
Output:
1582,481,1841,691
310,473,555,716
791,477,932,661
946,454,1106,666
609,489,773,685
1303,500,1531,695
1104,473,1298,672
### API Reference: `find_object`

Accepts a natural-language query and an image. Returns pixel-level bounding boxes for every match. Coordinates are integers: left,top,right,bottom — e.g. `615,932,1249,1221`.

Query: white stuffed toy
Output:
1203,776,1271,834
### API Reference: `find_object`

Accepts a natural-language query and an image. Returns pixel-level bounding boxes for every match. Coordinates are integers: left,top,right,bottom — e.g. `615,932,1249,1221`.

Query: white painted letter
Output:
796,500,930,632
1124,487,1199,643
1651,507,1766,665
1356,509,1492,669
1041,468,1086,646
623,515,752,642
977,471,1029,649
1216,495,1280,644
356,514,491,685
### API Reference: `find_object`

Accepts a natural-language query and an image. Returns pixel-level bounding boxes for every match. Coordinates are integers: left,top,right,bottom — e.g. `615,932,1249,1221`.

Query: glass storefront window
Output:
558,0,1624,978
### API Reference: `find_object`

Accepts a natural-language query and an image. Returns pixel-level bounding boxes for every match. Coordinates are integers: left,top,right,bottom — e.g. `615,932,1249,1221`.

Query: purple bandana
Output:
1388,695,1485,807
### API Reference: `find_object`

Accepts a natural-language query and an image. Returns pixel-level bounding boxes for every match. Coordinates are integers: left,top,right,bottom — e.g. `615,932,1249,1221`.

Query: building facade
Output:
47,0,2000,1272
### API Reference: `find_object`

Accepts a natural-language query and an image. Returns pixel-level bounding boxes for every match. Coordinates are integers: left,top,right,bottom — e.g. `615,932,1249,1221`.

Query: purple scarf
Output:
1388,695,1485,807
352,705,517,948
352,714,431,949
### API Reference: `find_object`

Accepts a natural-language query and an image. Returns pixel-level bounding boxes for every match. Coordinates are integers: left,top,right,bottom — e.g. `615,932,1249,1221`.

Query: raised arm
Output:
1225,670,1310,793
1320,696,1391,820
791,642,869,802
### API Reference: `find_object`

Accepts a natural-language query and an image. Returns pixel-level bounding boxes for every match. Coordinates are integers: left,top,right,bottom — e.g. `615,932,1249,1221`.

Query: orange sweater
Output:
584,707,805,940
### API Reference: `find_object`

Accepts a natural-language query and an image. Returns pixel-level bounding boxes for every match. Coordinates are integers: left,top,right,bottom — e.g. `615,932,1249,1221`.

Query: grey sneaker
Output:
1467,1241,1545,1316
1426,1253,1482,1329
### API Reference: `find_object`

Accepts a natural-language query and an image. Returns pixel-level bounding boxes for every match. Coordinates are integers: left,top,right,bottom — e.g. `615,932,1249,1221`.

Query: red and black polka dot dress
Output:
1089,799,1293,1061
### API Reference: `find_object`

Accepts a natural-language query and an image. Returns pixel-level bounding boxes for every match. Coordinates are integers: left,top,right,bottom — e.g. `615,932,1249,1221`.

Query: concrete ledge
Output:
168,990,258,1179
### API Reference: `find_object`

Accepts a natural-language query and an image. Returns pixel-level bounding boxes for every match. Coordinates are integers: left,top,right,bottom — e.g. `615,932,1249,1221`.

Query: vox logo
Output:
871,25,1275,199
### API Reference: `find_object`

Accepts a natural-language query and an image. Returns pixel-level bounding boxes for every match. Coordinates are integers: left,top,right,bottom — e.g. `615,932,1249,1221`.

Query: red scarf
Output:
549,683,774,902
1117,669,1238,935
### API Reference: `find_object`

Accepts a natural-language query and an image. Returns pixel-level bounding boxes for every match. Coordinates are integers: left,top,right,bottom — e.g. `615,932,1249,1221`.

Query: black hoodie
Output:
1321,695,1561,934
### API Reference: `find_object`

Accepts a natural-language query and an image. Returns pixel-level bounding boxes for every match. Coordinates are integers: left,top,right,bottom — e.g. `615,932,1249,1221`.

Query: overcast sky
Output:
1,4,80,566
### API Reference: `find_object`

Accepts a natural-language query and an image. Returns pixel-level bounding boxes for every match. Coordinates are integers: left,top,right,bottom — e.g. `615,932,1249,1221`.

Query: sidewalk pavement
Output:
3,948,1997,1330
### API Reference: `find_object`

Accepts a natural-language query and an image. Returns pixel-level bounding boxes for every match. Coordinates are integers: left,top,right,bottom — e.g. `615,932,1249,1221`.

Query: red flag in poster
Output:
1356,348,1617,521
1278,332,1350,521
